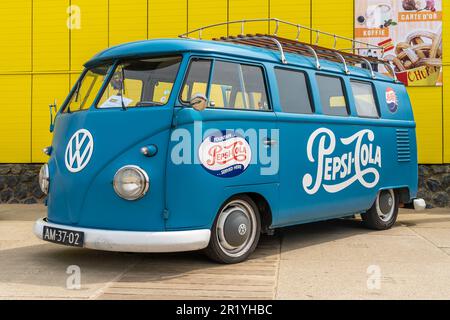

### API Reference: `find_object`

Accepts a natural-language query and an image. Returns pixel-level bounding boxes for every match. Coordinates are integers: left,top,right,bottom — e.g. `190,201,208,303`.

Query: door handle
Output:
263,138,277,147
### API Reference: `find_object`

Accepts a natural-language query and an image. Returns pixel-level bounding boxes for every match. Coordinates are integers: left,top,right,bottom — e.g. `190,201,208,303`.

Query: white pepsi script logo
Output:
65,129,94,173
302,128,382,195
199,131,251,178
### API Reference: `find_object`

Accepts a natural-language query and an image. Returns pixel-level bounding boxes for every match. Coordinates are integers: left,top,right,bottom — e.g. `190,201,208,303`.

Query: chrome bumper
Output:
33,218,211,253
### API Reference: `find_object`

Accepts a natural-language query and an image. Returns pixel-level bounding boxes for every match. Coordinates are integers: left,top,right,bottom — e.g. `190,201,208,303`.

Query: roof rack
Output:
179,18,398,82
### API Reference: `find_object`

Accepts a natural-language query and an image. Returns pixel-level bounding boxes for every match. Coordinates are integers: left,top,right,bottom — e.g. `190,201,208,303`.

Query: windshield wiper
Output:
69,80,81,113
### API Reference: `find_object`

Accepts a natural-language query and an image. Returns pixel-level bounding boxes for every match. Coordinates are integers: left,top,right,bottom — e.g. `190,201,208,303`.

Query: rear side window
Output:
275,68,312,114
350,81,379,118
316,75,348,116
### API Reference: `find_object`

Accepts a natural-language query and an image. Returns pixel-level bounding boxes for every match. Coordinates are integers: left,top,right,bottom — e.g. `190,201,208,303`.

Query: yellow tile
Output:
0,75,31,162
109,0,148,46
408,86,443,164
444,67,450,163
0,1,32,72
311,0,354,50
70,0,108,70
33,0,70,71
270,0,311,43
188,0,227,39
31,74,70,163
149,0,187,38
229,0,269,36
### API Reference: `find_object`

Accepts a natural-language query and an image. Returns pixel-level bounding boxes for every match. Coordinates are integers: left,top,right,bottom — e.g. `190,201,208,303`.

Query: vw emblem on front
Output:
65,129,94,173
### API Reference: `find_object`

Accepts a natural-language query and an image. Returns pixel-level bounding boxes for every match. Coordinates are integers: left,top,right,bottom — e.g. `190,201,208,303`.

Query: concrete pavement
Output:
1,204,450,299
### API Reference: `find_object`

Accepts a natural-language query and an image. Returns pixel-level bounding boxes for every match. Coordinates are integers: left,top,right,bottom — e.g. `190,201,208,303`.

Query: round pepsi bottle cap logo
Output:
198,131,252,178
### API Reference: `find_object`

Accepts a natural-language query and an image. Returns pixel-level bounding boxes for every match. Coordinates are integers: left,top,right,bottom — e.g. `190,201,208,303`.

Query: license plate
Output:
43,226,84,247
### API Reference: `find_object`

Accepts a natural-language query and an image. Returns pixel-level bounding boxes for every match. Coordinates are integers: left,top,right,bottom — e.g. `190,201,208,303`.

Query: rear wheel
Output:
205,195,261,264
361,189,399,230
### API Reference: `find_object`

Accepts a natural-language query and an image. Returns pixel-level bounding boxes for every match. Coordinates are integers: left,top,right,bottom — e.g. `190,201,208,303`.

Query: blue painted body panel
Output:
46,39,418,232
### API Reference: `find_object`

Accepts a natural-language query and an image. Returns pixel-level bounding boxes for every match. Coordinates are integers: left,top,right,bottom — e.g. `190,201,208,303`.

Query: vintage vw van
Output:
34,20,424,263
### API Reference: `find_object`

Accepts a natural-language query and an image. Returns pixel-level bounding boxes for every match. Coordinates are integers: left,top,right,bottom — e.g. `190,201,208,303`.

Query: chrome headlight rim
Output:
39,164,50,195
113,165,149,201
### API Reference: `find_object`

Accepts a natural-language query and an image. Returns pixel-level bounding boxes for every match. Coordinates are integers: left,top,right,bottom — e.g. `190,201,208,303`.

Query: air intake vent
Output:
396,129,411,162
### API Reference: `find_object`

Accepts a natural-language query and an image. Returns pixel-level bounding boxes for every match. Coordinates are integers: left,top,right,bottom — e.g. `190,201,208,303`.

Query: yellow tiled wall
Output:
312,0,354,49
148,0,187,38
109,0,148,46
229,0,269,35
0,0,447,164
188,0,227,39
407,87,443,164
33,0,70,71
444,67,450,163
0,1,32,72
31,74,70,163
270,0,311,42
0,75,32,163
70,0,108,70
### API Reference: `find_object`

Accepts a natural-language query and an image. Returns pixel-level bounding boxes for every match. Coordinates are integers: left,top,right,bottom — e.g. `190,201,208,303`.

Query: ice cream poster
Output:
355,0,443,86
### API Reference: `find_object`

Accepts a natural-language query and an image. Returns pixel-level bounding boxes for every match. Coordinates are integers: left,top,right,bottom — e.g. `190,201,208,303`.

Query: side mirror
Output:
190,94,208,111
49,100,57,132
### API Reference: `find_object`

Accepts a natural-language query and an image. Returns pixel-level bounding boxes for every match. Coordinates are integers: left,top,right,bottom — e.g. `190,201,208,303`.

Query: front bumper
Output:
33,218,211,253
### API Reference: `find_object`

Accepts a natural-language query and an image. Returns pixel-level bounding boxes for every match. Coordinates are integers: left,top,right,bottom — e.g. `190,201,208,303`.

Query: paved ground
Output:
1,204,450,300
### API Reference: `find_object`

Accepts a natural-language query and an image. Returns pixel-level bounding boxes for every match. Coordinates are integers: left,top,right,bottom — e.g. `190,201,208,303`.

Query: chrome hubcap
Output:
216,200,257,258
376,189,395,222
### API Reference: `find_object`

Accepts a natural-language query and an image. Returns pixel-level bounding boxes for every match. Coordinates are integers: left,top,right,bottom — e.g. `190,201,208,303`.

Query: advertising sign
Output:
355,0,443,86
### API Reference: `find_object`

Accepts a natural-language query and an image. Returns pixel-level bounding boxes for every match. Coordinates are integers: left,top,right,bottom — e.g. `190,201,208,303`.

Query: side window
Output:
350,81,379,118
275,68,312,114
210,61,269,110
181,59,212,103
210,61,240,108
241,64,269,110
316,74,348,116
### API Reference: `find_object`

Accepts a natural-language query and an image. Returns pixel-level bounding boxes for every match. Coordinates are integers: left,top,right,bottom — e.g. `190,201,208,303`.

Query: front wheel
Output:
361,189,399,230
205,195,261,264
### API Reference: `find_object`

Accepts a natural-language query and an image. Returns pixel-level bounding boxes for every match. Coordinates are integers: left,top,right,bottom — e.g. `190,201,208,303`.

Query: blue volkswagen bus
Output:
34,19,424,263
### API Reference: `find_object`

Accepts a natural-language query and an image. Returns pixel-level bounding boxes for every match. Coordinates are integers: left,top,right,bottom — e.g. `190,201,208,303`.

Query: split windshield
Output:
64,56,182,112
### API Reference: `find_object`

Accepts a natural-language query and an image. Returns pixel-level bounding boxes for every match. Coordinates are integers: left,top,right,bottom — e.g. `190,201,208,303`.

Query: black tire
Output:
205,195,261,264
361,189,399,230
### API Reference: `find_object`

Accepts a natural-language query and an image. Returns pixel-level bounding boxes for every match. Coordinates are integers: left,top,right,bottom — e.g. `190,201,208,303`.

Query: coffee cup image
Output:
365,4,392,28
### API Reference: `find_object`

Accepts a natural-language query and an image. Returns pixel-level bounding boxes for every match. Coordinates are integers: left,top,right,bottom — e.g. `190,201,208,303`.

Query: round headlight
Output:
39,164,50,195
113,165,149,200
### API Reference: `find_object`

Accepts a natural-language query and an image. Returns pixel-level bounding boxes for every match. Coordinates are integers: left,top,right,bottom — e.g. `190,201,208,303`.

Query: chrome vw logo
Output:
65,129,94,173
238,223,247,236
